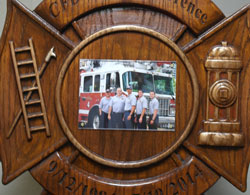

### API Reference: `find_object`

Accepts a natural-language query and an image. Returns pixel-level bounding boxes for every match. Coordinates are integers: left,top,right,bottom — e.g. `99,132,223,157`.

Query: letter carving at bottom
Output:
30,150,219,195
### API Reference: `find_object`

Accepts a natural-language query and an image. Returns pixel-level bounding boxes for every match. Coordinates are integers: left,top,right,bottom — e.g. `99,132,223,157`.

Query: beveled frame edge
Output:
11,0,75,50
55,25,199,169
183,4,250,53
183,141,248,191
0,0,13,60
0,0,14,184
0,0,72,184
182,6,250,192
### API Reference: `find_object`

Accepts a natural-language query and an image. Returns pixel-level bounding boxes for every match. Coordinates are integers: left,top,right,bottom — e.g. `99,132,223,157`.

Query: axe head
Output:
45,47,57,62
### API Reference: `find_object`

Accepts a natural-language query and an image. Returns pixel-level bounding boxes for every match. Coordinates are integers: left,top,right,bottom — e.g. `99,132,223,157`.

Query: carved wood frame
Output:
55,25,199,168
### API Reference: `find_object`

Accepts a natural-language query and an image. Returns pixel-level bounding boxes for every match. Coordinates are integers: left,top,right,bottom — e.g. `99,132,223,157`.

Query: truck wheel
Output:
88,109,100,129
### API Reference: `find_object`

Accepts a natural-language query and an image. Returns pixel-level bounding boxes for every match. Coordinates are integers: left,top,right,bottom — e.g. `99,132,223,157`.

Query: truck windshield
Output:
122,72,175,95
154,75,174,95
122,72,153,93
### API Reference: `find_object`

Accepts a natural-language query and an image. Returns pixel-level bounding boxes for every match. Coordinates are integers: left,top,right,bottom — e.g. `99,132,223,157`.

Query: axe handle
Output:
7,59,50,138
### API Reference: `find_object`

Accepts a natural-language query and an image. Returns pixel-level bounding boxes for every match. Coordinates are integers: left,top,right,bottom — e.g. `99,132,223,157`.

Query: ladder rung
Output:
17,60,33,66
23,86,38,92
20,73,36,79
28,112,44,119
25,99,41,106
15,46,31,53
30,125,46,132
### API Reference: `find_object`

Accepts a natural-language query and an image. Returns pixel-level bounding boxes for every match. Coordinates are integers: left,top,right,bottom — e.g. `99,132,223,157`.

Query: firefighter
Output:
148,91,159,129
124,86,136,129
135,89,148,129
99,89,112,128
108,88,125,128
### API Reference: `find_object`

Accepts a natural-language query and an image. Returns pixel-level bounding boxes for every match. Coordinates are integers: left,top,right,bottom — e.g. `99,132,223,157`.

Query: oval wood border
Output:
55,25,199,168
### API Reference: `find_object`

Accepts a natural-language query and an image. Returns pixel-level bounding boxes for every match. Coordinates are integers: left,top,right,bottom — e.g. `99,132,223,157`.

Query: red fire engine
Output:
78,59,176,130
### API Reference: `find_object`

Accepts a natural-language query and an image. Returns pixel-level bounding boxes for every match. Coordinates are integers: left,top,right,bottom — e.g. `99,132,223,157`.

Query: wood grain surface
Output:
0,0,250,194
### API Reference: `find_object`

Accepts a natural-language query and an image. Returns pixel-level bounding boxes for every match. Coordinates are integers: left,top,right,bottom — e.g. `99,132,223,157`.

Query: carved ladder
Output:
9,38,50,140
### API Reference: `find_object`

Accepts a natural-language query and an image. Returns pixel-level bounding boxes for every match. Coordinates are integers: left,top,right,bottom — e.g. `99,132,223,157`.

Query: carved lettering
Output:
165,164,203,195
177,177,187,191
72,183,88,194
52,169,68,184
47,160,79,192
60,0,68,10
49,1,60,17
155,188,163,195
71,0,79,4
48,0,207,24
201,14,208,24
46,160,204,195
132,189,163,195
181,0,187,8
66,177,76,191
90,188,98,195
81,185,88,195
48,160,57,173
194,164,203,178
168,183,179,195
170,0,207,24
49,0,80,18
195,9,202,18
186,171,194,184
187,2,195,14
72,183,84,193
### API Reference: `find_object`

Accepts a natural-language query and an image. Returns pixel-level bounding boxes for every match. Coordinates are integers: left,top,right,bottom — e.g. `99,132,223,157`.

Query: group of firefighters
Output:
98,86,159,130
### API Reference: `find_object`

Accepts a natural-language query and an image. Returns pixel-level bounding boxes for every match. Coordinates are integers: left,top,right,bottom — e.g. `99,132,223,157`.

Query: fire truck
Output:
78,59,176,130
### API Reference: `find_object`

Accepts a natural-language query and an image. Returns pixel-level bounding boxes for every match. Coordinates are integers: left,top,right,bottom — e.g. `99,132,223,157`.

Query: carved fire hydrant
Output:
199,42,244,147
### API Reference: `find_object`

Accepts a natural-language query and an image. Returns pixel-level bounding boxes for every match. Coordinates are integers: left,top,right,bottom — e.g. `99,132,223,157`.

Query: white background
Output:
0,0,250,194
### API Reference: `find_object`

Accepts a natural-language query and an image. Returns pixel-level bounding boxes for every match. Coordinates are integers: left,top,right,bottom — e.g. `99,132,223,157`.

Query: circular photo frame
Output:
55,25,199,168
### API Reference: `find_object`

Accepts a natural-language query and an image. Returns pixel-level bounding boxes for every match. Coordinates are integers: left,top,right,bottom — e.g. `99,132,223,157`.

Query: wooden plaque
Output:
0,0,250,194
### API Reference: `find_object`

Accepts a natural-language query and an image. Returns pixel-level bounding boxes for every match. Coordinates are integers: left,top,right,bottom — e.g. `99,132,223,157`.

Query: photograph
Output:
78,59,176,131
